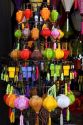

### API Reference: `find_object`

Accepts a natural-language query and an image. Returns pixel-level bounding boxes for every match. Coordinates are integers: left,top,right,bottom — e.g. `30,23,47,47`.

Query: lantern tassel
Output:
48,113,51,125
10,111,15,123
20,113,24,125
60,110,63,125
66,107,70,122
35,113,39,125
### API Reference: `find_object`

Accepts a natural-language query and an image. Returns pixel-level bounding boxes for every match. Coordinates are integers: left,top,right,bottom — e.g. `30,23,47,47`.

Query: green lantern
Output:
50,10,59,22
43,48,55,60
55,64,62,77
14,29,22,39
67,91,75,105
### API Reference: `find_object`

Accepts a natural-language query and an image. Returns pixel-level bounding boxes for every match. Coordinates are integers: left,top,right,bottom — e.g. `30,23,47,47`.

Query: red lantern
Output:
41,27,51,39
24,9,33,20
63,49,70,60
20,49,31,60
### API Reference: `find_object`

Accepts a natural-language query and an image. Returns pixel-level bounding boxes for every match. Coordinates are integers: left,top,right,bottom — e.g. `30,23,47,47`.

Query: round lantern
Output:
16,10,24,23
14,95,29,125
20,49,31,60
22,27,30,38
67,91,75,105
5,94,17,108
54,43,64,60
14,29,22,39
29,95,43,125
41,27,51,39
24,9,32,20
51,27,60,40
50,9,59,22
43,48,55,60
57,94,70,125
31,48,42,60
40,7,50,21
31,27,39,40
10,49,20,60
43,95,58,125
58,29,64,39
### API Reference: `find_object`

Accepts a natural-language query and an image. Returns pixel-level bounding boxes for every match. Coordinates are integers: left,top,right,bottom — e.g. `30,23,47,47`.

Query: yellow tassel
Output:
48,113,51,125
10,112,15,123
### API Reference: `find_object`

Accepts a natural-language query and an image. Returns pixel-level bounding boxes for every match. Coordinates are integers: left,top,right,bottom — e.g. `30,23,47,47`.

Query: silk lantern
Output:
31,27,39,40
51,27,60,41
67,91,75,105
63,65,70,76
14,29,22,39
43,48,55,60
57,94,70,125
14,0,23,10
40,7,50,21
43,95,58,125
16,10,24,23
20,49,31,60
4,94,17,123
54,43,64,60
61,0,74,38
24,9,32,20
29,95,43,125
14,95,29,125
8,67,15,79
78,0,83,35
63,49,70,60
22,27,30,38
10,49,20,60
50,9,59,22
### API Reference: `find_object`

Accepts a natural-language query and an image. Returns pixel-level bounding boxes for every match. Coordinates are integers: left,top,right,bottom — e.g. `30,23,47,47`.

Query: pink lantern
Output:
78,0,83,35
14,95,29,125
51,27,60,40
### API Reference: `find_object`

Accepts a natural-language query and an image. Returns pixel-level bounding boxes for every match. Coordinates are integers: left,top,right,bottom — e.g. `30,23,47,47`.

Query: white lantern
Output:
61,0,74,12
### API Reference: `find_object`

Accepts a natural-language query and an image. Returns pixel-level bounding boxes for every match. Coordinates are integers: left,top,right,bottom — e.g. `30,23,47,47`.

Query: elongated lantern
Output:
78,0,83,35
61,0,74,12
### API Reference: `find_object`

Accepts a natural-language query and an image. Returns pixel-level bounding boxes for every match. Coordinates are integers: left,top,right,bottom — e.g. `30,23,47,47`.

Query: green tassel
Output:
6,84,11,94
1,73,4,80
66,107,70,122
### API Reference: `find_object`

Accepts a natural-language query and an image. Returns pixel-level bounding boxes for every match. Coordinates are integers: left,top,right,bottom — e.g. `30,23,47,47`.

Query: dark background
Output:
0,0,12,125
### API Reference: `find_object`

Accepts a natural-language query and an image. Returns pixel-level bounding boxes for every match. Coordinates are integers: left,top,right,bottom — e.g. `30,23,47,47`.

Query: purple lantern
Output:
14,95,29,125
14,0,23,10
78,0,83,35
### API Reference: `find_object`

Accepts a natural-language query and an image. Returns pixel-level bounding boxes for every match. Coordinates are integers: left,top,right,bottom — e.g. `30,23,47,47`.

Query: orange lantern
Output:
31,27,39,40
10,49,20,60
16,10,24,23
29,95,43,125
40,7,50,21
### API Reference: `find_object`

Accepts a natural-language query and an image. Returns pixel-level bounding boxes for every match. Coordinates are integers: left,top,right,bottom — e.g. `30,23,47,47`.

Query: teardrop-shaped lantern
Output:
10,49,20,60
61,0,74,12
29,95,43,125
22,27,30,38
43,95,58,125
40,7,50,21
31,27,39,40
14,29,22,39
16,10,24,23
50,9,59,22
24,9,33,20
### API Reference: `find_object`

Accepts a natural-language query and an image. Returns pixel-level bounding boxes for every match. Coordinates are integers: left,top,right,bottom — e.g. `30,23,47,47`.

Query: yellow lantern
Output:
40,7,50,21
63,65,70,76
8,67,15,78
58,29,64,39
43,95,58,125
54,43,64,60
